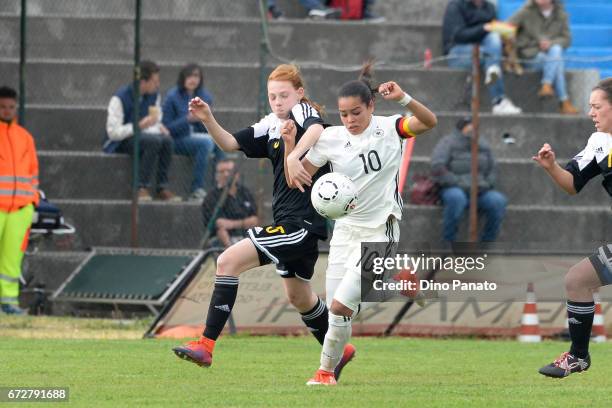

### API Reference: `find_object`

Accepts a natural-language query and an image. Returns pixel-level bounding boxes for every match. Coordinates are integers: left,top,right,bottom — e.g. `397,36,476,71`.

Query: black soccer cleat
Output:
538,352,590,378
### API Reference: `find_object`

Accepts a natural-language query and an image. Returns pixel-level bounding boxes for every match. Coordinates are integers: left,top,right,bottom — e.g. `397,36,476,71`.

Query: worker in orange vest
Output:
0,86,39,315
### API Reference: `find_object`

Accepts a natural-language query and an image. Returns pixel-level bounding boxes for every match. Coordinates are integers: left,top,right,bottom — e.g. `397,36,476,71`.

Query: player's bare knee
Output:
330,300,353,317
216,252,240,277
564,265,592,294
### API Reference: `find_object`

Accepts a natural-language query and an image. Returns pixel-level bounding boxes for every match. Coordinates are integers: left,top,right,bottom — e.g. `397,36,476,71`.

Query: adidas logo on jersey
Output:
254,226,263,234
595,146,604,153
214,304,231,313
344,140,352,149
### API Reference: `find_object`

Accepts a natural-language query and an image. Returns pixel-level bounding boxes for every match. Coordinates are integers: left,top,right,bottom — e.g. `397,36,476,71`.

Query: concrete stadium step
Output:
0,0,260,19
27,105,595,159
38,152,220,200
52,199,208,249
401,205,610,252
27,107,258,151
1,0,448,23
273,0,448,22
0,61,599,114
0,16,261,63
50,200,611,251
0,60,261,113
372,111,596,161
0,16,442,65
38,152,609,207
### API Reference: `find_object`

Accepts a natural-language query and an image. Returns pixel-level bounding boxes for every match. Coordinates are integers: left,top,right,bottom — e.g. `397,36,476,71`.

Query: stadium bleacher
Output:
497,0,612,78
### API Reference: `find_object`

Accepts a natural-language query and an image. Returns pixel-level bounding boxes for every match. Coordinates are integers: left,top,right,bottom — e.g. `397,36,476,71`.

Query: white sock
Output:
320,312,352,372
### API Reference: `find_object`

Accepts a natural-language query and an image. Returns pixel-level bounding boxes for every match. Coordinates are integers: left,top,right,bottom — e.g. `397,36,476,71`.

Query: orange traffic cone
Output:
518,282,541,342
592,291,607,343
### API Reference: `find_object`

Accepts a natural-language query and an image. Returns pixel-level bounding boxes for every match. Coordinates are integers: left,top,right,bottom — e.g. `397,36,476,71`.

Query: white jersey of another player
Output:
306,114,406,228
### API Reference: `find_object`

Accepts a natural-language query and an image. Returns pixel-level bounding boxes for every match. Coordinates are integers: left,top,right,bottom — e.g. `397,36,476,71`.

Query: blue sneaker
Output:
1,304,26,315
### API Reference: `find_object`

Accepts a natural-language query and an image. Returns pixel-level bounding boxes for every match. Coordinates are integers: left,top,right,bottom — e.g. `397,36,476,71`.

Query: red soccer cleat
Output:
172,337,214,367
306,369,337,386
334,343,356,381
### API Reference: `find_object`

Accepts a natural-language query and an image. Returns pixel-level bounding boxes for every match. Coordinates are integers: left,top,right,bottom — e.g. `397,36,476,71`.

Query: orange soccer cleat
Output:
172,337,214,367
306,369,337,386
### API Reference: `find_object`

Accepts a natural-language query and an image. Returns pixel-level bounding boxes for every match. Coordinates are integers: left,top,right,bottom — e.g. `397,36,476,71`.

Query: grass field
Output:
1,316,611,407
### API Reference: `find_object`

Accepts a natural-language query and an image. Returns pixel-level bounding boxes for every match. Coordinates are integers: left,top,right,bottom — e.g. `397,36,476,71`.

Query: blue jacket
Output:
103,84,158,153
162,86,214,139
442,0,497,54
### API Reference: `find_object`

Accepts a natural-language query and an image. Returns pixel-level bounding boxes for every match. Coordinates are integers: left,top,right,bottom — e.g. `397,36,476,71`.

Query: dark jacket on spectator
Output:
103,84,158,153
162,86,214,139
442,0,497,54
431,129,497,192
202,183,257,235
509,0,571,59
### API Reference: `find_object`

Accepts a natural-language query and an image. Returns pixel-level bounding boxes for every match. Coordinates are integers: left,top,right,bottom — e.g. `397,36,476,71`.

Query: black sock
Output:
300,297,329,345
203,275,239,340
567,300,595,359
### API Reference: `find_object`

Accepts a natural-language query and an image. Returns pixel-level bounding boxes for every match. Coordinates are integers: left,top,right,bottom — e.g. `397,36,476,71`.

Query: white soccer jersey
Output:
306,114,408,228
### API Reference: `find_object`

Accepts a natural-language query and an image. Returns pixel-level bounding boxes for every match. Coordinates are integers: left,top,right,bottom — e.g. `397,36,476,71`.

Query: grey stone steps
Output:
46,199,611,251
0,60,260,112
0,16,441,64
0,60,598,114
26,105,595,160
0,0,447,22
27,106,258,151
0,17,262,63
37,151,610,207
0,0,260,19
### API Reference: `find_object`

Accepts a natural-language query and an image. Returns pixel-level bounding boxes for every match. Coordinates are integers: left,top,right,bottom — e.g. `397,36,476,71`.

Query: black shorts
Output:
247,222,319,281
589,244,612,285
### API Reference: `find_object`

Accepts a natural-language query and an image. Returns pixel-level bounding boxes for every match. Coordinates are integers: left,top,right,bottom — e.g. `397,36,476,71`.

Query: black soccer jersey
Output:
233,102,329,239
565,132,612,197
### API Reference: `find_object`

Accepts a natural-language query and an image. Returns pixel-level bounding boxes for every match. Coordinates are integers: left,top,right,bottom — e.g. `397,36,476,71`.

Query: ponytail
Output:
338,60,379,105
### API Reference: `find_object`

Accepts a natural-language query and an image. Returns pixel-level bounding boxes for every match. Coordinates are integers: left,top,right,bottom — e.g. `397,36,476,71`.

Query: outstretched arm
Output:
189,97,240,152
532,143,577,195
379,81,438,135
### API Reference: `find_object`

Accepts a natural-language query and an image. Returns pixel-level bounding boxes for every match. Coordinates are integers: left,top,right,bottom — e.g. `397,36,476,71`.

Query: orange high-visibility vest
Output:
0,120,39,212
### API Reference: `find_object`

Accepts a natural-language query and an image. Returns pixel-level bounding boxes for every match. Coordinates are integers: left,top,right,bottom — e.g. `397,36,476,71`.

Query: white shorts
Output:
326,217,400,312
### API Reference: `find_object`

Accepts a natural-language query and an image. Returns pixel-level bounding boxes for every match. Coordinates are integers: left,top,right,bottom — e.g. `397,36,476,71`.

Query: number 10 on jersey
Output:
359,150,382,174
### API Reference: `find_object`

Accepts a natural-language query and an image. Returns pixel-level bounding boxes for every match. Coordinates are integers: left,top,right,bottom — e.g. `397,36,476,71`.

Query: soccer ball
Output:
311,172,358,220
